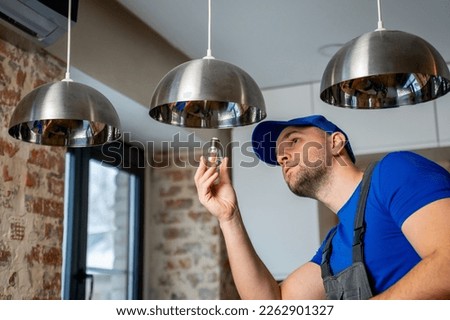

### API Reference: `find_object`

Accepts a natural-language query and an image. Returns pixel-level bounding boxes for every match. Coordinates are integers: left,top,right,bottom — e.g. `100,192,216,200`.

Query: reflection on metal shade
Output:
8,81,121,147
320,30,450,108
149,58,266,128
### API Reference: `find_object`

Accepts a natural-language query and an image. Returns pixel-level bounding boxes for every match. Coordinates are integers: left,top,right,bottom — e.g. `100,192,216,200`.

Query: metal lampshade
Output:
8,81,121,147
8,0,121,147
149,58,266,128
320,29,450,109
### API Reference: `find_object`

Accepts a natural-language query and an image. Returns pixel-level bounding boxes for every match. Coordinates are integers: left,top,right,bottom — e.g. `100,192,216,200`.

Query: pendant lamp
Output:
320,0,450,109
149,0,266,128
8,0,121,147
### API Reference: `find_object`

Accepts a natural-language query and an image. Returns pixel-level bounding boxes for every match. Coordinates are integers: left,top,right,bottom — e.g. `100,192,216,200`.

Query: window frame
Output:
62,141,145,300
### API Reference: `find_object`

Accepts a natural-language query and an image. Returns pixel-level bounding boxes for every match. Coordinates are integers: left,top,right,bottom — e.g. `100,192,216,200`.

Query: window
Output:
62,142,145,299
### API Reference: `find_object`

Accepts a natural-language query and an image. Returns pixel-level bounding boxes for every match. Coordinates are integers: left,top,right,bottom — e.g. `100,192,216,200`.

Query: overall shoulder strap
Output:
320,227,337,278
352,162,378,263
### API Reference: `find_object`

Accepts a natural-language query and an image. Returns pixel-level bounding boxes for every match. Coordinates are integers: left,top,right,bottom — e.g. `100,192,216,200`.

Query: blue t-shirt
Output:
311,151,450,294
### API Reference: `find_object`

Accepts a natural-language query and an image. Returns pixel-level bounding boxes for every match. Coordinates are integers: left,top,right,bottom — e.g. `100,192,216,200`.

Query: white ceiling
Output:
117,0,450,90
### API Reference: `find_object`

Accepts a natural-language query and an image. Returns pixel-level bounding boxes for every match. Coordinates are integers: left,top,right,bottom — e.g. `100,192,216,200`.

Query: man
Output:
194,115,450,299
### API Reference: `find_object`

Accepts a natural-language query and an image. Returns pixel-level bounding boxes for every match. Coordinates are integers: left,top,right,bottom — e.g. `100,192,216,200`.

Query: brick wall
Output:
147,151,238,299
0,37,66,299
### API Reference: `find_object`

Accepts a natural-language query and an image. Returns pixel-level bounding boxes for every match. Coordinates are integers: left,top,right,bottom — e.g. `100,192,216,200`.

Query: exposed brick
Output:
32,290,60,300
159,185,182,197
199,288,216,299
171,153,196,168
26,245,41,266
211,225,220,236
166,260,176,270
28,149,64,174
151,154,170,168
3,165,13,182
42,198,63,218
0,240,12,266
210,243,219,255
43,272,61,291
174,242,201,256
156,211,180,224
0,63,6,83
163,170,191,182
25,195,43,214
163,227,189,240
0,137,19,157
42,247,62,266
9,272,17,287
206,272,218,283
187,273,202,287
10,221,25,240
148,150,240,299
0,36,65,300
44,223,63,242
163,227,179,240
188,210,212,223
32,77,48,89
25,195,63,218
179,257,192,269
170,292,187,300
25,245,62,267
25,171,39,188
16,69,26,87
158,274,174,287
46,173,64,197
165,198,193,210
0,185,19,209
0,88,21,107
0,293,12,300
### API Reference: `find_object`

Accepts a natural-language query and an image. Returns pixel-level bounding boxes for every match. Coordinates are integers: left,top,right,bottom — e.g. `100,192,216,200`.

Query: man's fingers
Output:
194,156,207,181
219,157,231,184
195,156,219,194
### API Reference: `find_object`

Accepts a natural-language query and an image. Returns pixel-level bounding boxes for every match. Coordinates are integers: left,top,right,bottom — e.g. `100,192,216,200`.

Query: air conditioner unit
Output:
0,0,78,47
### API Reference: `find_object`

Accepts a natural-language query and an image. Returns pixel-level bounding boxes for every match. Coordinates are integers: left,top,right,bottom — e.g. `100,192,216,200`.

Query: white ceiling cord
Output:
205,0,214,59
376,0,385,31
64,0,73,81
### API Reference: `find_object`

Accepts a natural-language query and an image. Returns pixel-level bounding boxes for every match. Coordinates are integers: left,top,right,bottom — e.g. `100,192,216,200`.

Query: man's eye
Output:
292,138,299,144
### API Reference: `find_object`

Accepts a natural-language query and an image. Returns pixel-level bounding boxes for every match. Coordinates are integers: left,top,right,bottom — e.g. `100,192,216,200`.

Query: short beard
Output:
286,163,329,199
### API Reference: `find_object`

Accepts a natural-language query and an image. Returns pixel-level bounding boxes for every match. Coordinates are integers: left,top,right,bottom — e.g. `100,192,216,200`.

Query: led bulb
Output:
206,137,223,168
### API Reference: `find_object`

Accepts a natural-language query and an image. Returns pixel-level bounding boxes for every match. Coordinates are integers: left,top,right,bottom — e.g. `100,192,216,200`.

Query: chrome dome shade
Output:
320,30,450,109
8,81,121,147
150,58,266,128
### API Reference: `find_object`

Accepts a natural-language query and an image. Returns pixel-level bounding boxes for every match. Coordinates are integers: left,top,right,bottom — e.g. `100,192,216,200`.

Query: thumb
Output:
219,157,232,184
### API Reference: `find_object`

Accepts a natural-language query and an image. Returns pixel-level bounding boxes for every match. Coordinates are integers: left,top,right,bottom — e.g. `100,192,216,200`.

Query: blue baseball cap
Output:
251,115,355,165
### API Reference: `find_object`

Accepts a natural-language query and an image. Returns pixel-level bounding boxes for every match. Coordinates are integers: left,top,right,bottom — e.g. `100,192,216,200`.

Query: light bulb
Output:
205,137,223,183
206,137,223,167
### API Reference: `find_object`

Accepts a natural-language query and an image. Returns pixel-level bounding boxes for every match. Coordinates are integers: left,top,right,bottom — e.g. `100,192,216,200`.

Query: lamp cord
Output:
64,0,73,81
204,0,214,59
376,0,385,30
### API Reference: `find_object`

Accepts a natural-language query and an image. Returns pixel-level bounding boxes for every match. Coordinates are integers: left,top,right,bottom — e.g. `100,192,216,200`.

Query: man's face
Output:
275,126,331,198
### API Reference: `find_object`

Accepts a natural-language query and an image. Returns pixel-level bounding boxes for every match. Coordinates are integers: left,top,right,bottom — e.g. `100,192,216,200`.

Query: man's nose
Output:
277,150,289,166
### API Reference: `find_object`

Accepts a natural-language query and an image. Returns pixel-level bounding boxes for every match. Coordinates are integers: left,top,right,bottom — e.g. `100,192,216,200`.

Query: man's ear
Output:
329,132,347,157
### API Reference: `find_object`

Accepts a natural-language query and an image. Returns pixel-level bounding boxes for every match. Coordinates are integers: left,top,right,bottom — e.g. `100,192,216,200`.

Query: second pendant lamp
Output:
149,0,266,129
320,0,450,109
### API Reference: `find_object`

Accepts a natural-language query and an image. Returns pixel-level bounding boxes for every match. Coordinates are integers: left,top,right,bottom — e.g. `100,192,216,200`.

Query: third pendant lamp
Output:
320,0,450,109
149,0,266,128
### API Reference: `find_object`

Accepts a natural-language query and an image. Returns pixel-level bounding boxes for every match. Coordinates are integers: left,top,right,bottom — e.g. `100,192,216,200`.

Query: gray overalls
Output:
321,162,377,300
